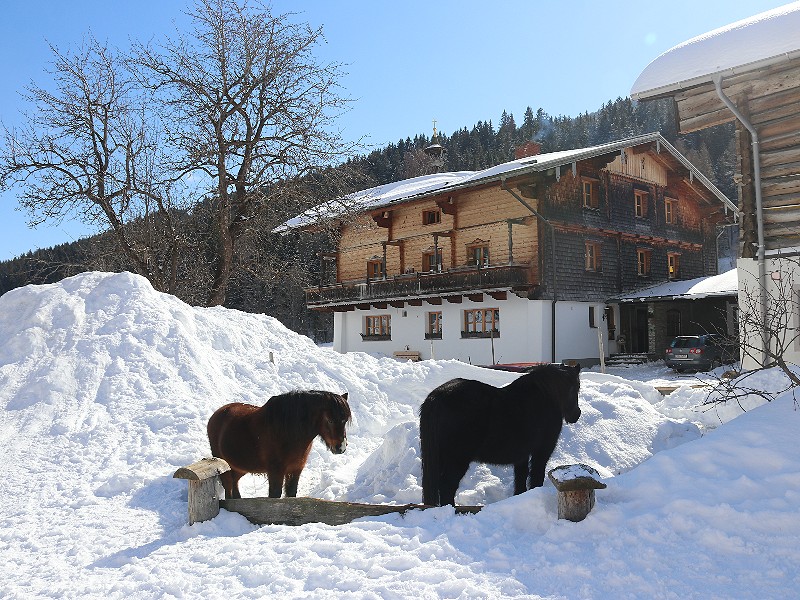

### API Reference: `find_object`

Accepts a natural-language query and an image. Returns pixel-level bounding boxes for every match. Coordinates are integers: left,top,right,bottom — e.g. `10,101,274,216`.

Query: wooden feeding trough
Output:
548,463,606,522
173,457,481,526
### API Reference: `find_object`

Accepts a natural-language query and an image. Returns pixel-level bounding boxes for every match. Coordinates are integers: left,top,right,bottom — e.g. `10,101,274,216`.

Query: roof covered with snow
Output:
278,132,735,231
610,268,738,303
631,2,800,100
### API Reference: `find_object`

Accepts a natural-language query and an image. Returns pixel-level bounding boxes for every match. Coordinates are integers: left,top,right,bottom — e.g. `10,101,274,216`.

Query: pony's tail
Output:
419,396,441,506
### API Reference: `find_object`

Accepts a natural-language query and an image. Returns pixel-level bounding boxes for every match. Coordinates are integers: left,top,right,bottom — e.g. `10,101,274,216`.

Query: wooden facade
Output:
669,57,800,255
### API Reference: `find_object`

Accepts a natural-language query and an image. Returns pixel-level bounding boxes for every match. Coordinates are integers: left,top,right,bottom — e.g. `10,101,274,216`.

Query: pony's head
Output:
318,392,351,454
560,363,582,424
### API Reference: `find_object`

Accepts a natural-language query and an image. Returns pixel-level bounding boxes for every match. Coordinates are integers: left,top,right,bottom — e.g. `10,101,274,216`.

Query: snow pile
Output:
0,272,798,598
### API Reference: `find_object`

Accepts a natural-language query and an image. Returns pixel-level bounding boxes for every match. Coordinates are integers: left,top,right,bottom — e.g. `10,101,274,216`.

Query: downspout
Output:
713,75,768,366
501,179,557,363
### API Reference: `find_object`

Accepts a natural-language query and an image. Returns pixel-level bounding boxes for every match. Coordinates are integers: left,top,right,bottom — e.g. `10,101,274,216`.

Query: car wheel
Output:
711,357,722,370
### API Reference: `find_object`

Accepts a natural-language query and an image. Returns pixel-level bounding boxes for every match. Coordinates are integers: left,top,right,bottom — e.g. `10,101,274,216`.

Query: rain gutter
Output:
712,74,768,366
501,179,557,363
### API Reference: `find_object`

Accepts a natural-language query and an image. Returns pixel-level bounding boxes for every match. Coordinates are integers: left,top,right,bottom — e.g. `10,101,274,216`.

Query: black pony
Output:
420,363,581,506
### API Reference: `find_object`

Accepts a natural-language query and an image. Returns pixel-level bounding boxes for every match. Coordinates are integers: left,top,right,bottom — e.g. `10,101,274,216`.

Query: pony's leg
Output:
513,459,530,495
527,451,550,489
267,471,284,498
284,471,302,497
224,470,244,499
439,459,470,506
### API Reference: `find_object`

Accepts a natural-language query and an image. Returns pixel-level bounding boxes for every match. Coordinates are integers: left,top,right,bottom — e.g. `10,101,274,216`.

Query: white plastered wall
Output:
737,257,800,370
332,295,616,365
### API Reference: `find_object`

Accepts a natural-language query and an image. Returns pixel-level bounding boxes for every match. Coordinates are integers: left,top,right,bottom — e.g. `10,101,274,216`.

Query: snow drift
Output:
0,272,797,599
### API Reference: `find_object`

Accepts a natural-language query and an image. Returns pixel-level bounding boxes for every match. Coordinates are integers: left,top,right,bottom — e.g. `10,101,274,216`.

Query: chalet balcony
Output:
305,264,533,308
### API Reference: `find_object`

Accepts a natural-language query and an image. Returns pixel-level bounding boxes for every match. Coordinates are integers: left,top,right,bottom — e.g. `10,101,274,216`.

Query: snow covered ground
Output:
0,272,797,599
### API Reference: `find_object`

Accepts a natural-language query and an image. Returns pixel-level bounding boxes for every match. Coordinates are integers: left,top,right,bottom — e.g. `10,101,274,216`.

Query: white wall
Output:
332,295,615,365
737,257,800,370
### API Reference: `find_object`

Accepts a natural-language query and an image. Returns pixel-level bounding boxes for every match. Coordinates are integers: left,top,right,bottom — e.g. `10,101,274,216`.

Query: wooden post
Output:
548,464,606,522
173,457,231,525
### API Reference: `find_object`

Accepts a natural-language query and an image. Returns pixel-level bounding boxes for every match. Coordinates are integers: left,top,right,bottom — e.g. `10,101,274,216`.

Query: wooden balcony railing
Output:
306,264,532,307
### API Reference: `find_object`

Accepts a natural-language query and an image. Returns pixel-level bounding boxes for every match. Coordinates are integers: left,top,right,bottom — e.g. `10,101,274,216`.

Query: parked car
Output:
664,334,731,372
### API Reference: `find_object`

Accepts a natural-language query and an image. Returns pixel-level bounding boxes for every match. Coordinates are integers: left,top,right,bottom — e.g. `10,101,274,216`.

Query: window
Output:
422,251,441,273
636,249,651,277
634,190,648,218
426,311,442,339
422,209,441,225
467,244,490,267
463,308,499,338
582,178,599,209
668,253,681,279
363,315,391,340
585,241,601,272
367,259,383,280
605,306,616,340
589,306,597,328
665,198,678,225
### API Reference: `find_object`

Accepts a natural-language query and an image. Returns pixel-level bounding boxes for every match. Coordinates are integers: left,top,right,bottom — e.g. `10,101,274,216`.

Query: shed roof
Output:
609,268,738,303
278,132,735,231
631,2,800,100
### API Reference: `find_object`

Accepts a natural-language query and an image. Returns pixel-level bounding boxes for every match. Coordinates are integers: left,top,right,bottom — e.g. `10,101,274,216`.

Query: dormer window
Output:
423,209,441,225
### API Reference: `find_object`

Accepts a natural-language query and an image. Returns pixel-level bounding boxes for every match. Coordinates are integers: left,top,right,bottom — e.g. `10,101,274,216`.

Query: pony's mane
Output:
266,390,351,441
511,363,580,394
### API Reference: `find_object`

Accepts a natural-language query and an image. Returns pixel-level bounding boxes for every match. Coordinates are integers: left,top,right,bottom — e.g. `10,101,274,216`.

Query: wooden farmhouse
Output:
283,132,736,366
631,2,800,369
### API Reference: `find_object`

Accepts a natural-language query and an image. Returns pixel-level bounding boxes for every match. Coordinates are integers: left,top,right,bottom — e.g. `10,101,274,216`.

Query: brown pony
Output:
207,390,351,499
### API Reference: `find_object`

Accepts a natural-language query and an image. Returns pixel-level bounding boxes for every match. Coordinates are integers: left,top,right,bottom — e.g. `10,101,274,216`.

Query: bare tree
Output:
134,0,356,306
737,256,800,387
0,36,188,294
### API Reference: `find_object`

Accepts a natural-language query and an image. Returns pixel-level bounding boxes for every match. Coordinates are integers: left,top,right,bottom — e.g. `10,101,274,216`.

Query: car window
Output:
671,337,700,348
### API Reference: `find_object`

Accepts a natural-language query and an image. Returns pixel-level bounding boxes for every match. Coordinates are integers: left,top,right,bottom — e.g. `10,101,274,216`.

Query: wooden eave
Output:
672,58,800,134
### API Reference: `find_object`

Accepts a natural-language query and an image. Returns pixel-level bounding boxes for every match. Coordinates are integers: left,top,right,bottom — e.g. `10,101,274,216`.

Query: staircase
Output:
605,353,653,366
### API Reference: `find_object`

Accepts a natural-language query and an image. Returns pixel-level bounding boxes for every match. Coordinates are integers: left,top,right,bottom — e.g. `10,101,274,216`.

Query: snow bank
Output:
0,272,797,599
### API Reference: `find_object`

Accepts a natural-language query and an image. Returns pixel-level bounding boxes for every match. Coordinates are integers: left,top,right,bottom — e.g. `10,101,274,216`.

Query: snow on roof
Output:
631,2,800,99
276,171,473,231
611,268,738,303
278,132,735,231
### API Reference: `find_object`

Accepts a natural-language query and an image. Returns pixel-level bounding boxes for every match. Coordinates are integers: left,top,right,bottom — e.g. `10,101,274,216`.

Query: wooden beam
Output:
372,211,392,228
436,196,457,215
466,293,483,302
445,295,463,303
488,291,507,300
220,497,481,527
425,297,442,305
389,301,405,308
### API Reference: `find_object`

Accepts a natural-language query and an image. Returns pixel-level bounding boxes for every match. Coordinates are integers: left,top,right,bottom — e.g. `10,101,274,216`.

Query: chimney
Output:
515,141,542,160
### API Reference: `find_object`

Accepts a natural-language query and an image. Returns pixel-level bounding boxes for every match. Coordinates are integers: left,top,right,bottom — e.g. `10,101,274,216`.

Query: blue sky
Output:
0,0,789,260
